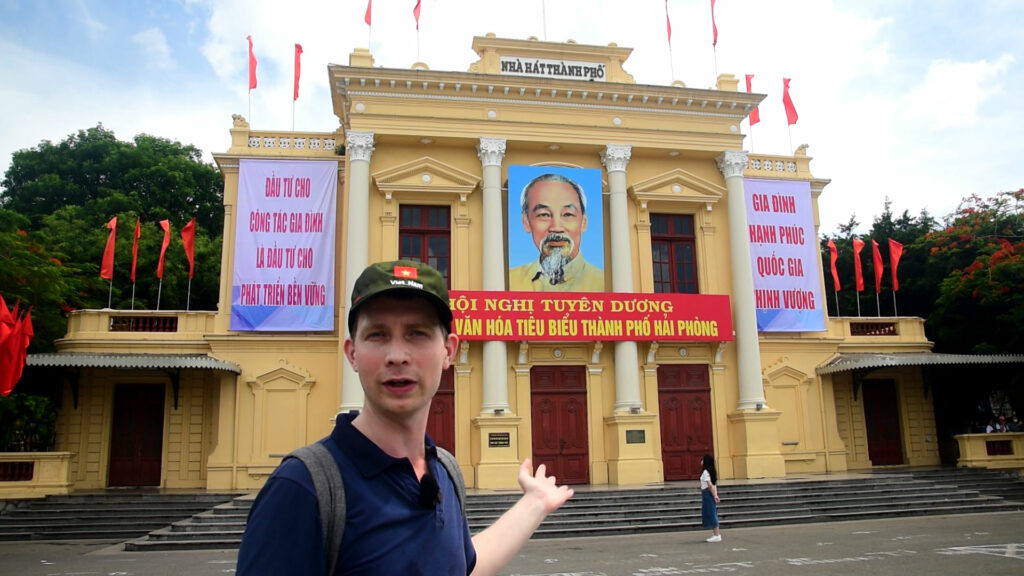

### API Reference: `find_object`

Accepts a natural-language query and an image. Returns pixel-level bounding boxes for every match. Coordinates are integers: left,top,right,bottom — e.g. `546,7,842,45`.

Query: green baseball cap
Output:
347,259,452,334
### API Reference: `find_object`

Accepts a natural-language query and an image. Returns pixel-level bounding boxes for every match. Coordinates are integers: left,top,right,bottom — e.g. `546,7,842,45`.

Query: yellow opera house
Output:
14,34,1021,498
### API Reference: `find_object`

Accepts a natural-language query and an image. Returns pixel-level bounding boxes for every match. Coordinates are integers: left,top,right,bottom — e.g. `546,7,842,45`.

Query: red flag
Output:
157,220,171,279
413,0,421,30
782,78,799,125
0,294,13,348
5,309,33,395
181,218,196,279
827,239,840,291
101,217,117,280
0,316,21,396
711,0,718,47
365,0,372,26
293,44,303,101
853,238,865,292
888,239,904,292
665,0,672,43
871,240,884,294
0,296,13,396
131,217,141,283
745,74,760,126
247,35,258,90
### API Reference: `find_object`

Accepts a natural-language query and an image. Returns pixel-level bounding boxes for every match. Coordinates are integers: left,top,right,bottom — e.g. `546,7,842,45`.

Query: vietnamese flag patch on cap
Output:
394,265,419,279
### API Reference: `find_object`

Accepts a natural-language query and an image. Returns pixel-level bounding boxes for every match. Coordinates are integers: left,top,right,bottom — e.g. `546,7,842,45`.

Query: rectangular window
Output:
399,205,451,287
651,213,698,294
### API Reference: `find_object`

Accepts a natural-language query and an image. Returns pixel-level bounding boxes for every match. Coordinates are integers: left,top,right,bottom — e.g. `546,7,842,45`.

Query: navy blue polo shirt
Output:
237,413,476,575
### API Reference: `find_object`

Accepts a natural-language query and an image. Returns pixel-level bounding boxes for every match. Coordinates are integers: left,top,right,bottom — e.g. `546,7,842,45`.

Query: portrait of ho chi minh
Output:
508,166,605,292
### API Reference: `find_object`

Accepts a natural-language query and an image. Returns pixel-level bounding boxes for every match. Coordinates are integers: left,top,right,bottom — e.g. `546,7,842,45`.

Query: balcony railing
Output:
849,322,898,336
109,315,179,332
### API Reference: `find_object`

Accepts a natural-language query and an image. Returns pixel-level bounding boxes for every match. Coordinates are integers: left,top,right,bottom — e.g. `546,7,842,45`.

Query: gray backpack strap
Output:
436,447,466,516
286,443,345,576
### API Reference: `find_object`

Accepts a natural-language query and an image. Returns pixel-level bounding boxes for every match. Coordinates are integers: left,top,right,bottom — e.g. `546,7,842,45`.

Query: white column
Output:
716,150,767,410
477,137,510,414
601,144,641,412
340,131,374,413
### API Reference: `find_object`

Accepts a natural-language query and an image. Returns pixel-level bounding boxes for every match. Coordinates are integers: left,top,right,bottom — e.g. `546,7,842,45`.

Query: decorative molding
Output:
629,167,726,210
477,137,507,167
371,156,480,199
716,150,748,179
600,144,632,173
590,342,603,365
346,130,375,162
647,342,660,364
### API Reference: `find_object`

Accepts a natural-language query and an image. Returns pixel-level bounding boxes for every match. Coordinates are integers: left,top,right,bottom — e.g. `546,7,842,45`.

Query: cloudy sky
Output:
1,0,1021,234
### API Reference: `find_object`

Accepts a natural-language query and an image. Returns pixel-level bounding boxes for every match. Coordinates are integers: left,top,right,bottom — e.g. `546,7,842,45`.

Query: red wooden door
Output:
109,384,165,487
863,379,903,465
426,367,456,454
531,366,589,485
658,364,713,480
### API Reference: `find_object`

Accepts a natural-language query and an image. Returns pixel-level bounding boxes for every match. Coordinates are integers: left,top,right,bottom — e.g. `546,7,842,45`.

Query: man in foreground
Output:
237,259,574,575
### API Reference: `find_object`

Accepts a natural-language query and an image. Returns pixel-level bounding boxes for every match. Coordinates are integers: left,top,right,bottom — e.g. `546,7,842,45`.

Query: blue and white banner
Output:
231,159,337,331
745,178,825,332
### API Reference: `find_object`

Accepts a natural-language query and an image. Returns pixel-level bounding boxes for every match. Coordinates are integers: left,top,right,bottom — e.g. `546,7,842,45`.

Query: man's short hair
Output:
520,173,587,216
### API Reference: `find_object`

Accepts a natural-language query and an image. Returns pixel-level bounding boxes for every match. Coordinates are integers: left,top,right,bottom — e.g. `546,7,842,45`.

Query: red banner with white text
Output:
448,291,733,342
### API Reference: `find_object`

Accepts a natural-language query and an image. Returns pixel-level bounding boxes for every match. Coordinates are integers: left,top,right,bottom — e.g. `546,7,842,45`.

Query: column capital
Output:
346,130,375,162
716,150,748,179
477,137,507,167
600,144,632,173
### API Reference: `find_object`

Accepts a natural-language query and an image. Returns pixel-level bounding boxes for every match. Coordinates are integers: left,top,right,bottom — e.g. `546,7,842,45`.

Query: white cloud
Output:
902,55,1014,129
132,27,175,70
3,0,1022,234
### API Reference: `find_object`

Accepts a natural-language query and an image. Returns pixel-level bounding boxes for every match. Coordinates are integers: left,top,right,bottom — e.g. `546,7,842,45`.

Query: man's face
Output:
522,179,588,262
344,295,458,425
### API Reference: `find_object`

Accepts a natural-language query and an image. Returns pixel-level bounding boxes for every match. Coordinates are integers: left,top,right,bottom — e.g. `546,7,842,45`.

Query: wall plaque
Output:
626,429,646,444
488,432,511,448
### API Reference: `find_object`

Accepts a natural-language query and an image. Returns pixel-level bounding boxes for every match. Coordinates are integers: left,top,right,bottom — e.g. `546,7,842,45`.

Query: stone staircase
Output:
0,492,241,541
5,468,1022,550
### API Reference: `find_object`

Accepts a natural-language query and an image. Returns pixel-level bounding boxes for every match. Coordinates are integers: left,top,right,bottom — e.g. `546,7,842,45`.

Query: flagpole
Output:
186,279,192,312
856,293,861,317
107,281,113,309
157,279,163,311
834,289,840,318
131,283,136,310
542,0,547,41
876,292,881,317
713,46,718,84
892,291,898,316
787,125,793,154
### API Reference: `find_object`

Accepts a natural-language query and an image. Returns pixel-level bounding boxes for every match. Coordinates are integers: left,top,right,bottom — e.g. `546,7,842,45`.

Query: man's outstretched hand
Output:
517,458,574,514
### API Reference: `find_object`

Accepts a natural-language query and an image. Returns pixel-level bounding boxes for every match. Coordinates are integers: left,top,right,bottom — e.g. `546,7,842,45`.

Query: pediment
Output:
629,168,725,211
764,356,812,387
246,358,314,390
372,156,480,199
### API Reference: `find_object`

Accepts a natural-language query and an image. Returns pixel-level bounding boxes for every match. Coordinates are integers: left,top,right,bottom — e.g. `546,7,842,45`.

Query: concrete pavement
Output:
1,511,1022,575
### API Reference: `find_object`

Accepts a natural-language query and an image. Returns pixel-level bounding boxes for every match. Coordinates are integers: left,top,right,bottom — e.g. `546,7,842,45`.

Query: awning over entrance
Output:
27,353,242,374
816,352,1024,375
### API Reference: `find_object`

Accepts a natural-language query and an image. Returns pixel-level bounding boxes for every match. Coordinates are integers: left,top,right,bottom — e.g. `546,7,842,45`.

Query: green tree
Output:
820,199,937,318
1,125,224,319
0,209,90,352
923,190,1024,353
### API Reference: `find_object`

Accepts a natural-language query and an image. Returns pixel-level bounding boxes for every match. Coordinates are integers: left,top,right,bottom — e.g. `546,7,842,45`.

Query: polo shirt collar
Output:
331,411,437,479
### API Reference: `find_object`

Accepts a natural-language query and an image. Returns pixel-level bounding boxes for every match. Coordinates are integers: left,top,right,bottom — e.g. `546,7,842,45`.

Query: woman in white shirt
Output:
699,455,722,542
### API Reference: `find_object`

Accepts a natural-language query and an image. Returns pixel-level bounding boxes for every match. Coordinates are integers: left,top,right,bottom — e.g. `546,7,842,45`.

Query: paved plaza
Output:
1,511,1022,575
